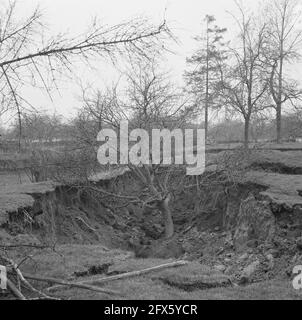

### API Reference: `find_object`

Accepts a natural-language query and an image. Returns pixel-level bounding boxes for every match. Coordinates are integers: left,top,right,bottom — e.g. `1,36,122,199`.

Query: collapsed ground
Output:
1,147,302,299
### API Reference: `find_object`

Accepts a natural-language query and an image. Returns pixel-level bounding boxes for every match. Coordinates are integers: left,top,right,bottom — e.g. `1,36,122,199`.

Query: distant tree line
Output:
185,0,302,146
0,0,302,149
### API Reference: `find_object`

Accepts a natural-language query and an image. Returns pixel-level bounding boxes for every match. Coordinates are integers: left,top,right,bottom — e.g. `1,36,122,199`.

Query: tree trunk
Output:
158,196,174,238
204,18,210,141
276,13,284,144
244,118,250,149
17,108,22,153
276,103,282,144
205,48,209,141
205,96,209,142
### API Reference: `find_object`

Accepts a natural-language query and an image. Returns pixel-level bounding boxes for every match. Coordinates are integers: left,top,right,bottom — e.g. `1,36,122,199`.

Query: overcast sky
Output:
2,0,302,125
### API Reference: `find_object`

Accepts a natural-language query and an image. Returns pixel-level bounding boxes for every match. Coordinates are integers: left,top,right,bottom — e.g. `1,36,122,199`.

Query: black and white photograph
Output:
0,0,302,305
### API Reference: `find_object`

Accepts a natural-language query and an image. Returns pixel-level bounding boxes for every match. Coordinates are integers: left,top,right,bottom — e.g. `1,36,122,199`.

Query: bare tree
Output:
0,0,173,151
265,0,302,143
72,84,126,153
123,64,183,237
125,59,183,130
74,61,191,239
218,3,270,148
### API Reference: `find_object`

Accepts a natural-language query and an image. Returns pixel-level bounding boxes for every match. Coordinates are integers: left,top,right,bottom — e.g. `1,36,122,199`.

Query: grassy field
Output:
8,244,302,300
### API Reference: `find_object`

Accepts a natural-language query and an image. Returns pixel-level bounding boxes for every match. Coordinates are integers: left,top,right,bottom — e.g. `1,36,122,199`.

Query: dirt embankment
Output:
1,168,301,266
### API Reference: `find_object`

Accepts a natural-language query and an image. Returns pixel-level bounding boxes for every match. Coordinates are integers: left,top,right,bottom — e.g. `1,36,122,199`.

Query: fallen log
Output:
48,260,188,292
22,273,121,296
